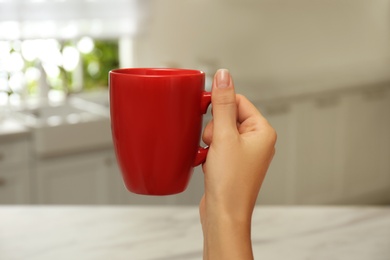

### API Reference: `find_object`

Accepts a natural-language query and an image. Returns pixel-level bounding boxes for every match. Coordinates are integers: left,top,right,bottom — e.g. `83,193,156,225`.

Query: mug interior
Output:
110,68,204,77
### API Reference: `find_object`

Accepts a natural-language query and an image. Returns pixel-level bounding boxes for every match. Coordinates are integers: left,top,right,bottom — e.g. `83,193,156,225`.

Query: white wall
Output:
133,0,390,89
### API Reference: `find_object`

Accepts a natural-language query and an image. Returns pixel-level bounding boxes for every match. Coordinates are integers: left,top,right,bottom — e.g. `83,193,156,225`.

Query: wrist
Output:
204,192,255,224
203,206,253,260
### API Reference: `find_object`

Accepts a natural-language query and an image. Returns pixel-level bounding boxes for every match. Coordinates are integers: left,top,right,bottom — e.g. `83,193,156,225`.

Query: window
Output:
0,37,119,103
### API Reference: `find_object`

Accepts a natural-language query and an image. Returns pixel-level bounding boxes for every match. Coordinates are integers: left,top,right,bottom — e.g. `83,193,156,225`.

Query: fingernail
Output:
216,69,230,88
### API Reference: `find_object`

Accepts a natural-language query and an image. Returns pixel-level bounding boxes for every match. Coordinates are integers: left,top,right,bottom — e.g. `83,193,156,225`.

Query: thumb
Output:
211,69,237,134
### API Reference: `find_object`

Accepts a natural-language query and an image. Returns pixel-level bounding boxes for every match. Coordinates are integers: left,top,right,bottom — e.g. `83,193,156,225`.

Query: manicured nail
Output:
216,69,230,88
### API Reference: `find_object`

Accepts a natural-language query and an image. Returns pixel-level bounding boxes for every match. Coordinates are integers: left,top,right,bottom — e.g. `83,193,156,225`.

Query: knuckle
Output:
267,125,277,145
213,92,236,107
261,120,277,145
214,129,238,142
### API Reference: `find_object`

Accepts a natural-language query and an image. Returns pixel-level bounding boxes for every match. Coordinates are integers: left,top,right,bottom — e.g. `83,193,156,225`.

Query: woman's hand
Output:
200,69,276,260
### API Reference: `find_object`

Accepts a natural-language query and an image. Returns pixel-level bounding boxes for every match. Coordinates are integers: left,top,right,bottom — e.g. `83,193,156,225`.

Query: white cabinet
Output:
35,150,117,204
293,96,345,204
0,138,31,204
256,98,343,205
0,168,31,204
340,87,390,202
256,85,390,205
3,85,389,206
257,101,296,204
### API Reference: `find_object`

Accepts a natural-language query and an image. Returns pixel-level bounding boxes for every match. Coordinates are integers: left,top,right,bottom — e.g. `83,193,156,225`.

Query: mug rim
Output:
110,68,205,77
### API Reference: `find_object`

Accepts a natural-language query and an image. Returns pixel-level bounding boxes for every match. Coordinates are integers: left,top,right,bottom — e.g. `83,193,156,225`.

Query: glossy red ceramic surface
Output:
110,68,211,195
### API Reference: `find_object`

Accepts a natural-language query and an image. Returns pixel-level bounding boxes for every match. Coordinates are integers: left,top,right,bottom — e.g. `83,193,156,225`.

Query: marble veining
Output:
0,206,389,260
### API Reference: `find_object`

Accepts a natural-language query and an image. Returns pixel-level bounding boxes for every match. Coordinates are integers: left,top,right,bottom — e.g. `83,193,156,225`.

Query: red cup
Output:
109,68,211,195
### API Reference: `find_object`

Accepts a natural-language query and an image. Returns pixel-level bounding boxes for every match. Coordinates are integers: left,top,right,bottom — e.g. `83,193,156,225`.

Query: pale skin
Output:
200,69,277,260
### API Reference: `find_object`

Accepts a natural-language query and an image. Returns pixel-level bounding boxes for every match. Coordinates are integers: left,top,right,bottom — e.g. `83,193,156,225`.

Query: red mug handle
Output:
193,91,212,166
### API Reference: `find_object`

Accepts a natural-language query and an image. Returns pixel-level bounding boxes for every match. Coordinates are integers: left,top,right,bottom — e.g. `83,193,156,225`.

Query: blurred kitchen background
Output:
0,0,389,205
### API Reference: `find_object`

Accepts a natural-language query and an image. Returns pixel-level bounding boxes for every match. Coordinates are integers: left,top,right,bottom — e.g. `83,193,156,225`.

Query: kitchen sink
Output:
14,99,112,157
71,89,110,109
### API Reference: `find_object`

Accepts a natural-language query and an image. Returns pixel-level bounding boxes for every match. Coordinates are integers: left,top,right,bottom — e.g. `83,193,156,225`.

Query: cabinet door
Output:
293,96,344,204
341,88,390,202
256,101,297,204
36,152,111,204
0,138,31,204
0,167,31,204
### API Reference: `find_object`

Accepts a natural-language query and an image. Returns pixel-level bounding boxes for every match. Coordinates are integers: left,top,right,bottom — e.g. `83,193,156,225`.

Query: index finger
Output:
236,94,265,124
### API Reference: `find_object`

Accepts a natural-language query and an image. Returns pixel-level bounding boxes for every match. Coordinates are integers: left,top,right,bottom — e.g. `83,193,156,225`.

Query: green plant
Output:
81,40,119,91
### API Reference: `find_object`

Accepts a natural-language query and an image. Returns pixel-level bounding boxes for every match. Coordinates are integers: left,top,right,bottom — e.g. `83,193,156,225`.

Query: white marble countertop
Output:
0,206,389,260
